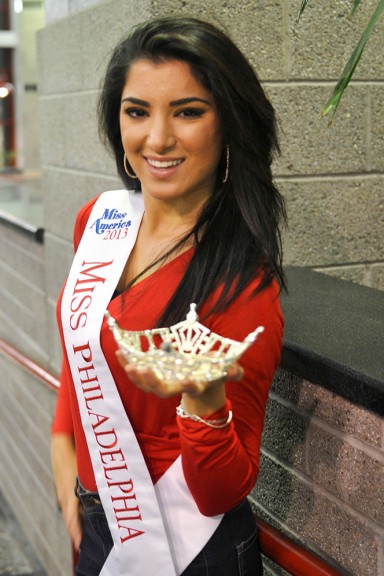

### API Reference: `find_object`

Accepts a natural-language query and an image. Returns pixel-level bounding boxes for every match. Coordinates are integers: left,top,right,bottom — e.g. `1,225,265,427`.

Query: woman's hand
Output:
116,349,243,414
51,434,83,551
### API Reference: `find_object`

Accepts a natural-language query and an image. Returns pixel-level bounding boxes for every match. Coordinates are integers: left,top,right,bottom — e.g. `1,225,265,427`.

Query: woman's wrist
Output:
181,384,226,418
177,397,232,429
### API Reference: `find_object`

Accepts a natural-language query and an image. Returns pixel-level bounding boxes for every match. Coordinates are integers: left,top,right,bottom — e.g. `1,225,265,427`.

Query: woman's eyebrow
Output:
120,96,211,106
169,97,211,106
121,96,149,106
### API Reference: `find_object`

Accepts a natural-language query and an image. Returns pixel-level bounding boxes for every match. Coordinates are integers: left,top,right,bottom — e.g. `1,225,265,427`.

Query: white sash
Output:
61,190,222,575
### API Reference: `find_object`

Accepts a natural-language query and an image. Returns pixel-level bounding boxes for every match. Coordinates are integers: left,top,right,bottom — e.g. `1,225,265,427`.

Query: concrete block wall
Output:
251,369,384,576
0,224,48,364
0,353,72,575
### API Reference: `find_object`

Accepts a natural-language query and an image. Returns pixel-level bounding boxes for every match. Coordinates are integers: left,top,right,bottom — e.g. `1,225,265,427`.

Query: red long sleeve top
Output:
52,195,284,516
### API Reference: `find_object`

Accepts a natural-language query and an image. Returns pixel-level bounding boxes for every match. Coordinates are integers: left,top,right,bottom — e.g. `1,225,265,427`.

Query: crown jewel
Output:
105,303,264,384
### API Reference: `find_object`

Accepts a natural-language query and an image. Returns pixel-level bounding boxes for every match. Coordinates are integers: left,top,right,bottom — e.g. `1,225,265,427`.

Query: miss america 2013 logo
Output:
90,208,132,240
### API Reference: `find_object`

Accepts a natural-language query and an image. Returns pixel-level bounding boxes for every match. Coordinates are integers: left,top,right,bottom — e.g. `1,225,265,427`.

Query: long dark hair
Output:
98,16,286,325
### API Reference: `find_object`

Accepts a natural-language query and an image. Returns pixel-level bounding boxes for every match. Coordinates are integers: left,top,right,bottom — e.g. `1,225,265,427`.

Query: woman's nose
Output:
146,116,175,152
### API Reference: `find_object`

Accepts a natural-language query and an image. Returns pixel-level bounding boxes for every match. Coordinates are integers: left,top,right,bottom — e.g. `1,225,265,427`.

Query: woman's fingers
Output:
120,360,181,397
116,349,244,398
115,349,129,368
66,501,83,552
226,362,244,382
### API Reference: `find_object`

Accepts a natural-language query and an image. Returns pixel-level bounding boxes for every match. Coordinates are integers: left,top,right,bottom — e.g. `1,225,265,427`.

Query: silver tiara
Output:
105,303,264,384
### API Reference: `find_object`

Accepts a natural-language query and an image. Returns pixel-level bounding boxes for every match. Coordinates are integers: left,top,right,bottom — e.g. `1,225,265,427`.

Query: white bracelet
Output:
176,400,233,429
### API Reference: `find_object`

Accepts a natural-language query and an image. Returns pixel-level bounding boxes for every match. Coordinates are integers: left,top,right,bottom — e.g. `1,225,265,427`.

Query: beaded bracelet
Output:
176,400,233,429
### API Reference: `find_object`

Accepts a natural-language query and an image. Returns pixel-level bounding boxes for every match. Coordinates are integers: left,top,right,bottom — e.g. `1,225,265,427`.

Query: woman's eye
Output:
124,107,147,118
177,108,204,118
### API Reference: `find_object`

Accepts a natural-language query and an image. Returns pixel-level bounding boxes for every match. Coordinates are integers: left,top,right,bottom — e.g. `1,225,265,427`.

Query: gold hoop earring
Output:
222,145,230,184
124,153,138,179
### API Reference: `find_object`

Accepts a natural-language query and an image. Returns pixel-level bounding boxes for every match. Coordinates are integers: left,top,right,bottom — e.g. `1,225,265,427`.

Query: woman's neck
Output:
139,188,209,240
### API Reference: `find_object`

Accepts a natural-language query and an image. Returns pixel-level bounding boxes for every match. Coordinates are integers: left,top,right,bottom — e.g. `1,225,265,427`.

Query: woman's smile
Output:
145,157,184,169
145,156,185,179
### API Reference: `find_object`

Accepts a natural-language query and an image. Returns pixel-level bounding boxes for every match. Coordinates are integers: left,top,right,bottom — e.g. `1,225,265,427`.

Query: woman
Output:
51,15,286,576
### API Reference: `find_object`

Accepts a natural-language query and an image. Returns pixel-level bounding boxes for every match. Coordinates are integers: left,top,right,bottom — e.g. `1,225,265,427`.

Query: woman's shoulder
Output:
73,189,135,250
231,277,283,331
203,274,284,342
73,195,100,250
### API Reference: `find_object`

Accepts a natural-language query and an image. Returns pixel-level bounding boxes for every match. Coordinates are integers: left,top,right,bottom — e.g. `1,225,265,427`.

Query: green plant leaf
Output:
299,0,362,18
298,0,310,18
322,0,384,121
351,0,362,16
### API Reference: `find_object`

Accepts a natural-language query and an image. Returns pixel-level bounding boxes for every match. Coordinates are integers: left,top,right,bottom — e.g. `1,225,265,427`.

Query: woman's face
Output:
119,58,223,211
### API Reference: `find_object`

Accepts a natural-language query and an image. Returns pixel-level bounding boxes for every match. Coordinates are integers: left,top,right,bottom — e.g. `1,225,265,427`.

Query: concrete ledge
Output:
0,178,44,243
281,267,384,416
0,209,44,243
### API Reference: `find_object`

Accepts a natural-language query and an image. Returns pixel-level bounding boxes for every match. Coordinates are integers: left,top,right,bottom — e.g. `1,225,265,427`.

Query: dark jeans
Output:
75,482,263,576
